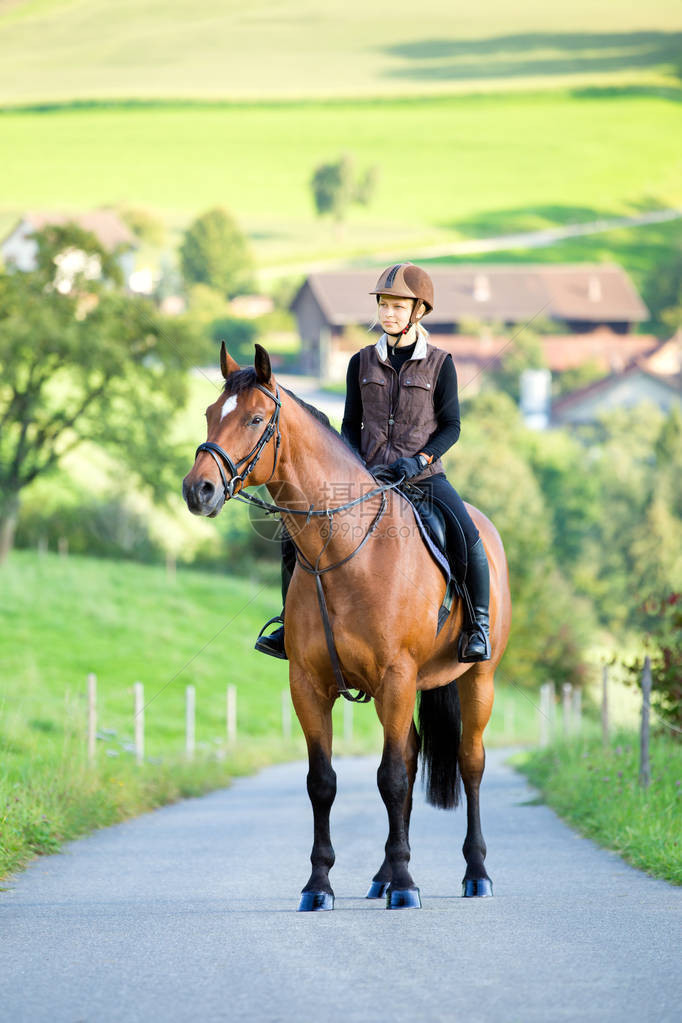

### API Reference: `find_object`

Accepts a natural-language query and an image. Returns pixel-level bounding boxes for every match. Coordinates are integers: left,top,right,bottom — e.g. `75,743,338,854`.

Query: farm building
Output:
291,265,649,380
551,338,681,426
1,210,137,284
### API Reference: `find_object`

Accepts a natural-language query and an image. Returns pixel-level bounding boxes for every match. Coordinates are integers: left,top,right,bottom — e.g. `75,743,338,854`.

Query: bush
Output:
15,492,164,563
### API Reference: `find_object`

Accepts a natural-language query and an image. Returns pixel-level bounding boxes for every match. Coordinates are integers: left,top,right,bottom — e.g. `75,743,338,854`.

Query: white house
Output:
1,211,138,285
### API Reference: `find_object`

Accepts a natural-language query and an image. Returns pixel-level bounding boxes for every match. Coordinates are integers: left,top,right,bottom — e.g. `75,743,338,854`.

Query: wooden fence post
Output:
282,690,291,740
134,681,144,766
562,683,573,738
185,684,195,761
639,656,652,789
571,687,582,733
166,554,176,582
87,672,97,764
539,682,551,747
58,536,69,558
548,680,556,736
601,664,610,747
344,699,353,744
226,684,237,745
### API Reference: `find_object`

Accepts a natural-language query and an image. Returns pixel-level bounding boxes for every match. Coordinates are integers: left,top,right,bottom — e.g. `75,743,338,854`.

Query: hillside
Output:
0,1,681,102
1,91,680,269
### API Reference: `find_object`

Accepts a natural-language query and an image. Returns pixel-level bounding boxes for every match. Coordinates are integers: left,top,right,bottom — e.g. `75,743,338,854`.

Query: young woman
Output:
255,262,490,662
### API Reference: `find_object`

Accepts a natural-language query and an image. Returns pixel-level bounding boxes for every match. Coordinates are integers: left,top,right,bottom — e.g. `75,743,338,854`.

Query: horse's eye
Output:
251,415,263,426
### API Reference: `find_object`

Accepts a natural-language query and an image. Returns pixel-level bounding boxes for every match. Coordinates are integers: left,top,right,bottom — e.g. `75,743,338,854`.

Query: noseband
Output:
195,384,281,498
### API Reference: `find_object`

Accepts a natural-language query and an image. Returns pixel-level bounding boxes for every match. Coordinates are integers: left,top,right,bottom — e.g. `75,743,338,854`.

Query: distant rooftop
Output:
293,265,648,325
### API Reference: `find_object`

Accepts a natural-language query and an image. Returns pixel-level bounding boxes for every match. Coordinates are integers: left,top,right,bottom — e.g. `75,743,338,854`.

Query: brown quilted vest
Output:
357,337,448,483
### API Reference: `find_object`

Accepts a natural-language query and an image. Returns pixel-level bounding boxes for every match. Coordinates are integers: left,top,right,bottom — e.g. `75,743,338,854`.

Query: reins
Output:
195,383,404,703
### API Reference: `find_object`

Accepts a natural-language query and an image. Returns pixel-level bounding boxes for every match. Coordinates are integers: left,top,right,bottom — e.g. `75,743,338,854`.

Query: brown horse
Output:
183,344,512,910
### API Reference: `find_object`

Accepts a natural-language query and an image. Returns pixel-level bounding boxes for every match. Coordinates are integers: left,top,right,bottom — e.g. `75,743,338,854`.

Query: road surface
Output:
1,751,679,1022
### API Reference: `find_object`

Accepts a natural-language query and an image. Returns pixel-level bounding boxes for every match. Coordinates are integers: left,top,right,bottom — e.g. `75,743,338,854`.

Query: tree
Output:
488,326,547,404
310,154,379,223
0,226,203,564
642,244,682,335
179,208,254,299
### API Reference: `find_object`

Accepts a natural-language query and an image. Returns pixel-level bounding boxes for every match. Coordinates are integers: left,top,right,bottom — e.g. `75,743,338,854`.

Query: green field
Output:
1,91,681,268
0,1,680,102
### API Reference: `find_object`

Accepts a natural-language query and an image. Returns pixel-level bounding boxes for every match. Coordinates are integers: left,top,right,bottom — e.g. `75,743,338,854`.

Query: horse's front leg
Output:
458,665,494,897
375,669,422,909
290,675,336,911
366,710,419,900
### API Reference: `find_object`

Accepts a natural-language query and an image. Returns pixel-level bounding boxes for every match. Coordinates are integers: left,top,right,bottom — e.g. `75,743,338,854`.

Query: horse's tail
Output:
417,680,462,810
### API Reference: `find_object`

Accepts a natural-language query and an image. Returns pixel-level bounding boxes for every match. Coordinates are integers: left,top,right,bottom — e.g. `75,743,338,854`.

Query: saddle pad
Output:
397,490,451,586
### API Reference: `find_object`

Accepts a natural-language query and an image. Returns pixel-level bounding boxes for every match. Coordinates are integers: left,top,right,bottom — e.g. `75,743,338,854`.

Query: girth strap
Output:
313,574,371,704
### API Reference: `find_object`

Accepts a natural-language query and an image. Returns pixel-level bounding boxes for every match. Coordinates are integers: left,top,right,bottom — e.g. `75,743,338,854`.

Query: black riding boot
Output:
254,535,295,659
458,537,491,663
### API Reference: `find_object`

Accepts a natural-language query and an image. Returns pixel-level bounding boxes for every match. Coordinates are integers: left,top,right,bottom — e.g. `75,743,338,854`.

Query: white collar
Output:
375,324,428,363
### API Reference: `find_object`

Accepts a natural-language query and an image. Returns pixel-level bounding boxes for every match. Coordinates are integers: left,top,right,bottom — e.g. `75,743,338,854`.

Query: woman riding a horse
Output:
256,263,490,665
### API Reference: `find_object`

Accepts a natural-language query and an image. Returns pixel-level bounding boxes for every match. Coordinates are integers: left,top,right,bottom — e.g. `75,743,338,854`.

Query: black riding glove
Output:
386,456,421,482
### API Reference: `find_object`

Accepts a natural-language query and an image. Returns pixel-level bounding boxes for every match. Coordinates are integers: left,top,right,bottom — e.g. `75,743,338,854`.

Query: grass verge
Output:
0,738,305,884
514,730,682,885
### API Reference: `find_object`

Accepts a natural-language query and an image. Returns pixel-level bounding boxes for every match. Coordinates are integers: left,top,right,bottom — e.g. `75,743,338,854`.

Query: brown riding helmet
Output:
369,262,434,317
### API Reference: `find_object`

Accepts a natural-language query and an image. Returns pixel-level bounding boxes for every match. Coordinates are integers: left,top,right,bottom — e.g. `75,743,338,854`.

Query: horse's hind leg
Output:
290,678,336,912
458,666,495,897
366,716,419,899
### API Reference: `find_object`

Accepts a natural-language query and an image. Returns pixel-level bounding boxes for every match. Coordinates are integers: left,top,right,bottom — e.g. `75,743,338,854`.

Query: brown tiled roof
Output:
22,210,137,250
293,265,648,325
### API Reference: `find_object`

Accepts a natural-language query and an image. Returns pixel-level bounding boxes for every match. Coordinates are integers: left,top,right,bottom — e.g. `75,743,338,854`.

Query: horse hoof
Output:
386,887,422,910
298,890,334,912
462,878,493,898
366,880,391,899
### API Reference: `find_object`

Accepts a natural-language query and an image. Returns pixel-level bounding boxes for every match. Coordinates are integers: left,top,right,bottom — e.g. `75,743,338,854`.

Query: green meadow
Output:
0,1,680,102
1,91,681,268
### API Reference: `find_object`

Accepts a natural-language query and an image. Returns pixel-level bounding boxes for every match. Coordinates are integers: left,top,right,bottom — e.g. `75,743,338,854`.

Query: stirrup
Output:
254,615,287,660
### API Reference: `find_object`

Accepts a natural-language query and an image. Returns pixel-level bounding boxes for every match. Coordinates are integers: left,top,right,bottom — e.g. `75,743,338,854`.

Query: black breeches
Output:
413,473,480,550
281,530,296,604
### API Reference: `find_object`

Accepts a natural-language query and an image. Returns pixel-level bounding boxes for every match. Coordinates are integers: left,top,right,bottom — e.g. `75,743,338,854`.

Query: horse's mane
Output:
222,369,364,467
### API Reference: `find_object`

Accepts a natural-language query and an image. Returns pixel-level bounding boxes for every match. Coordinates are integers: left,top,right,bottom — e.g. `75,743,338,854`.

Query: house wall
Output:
1,220,39,271
554,374,681,425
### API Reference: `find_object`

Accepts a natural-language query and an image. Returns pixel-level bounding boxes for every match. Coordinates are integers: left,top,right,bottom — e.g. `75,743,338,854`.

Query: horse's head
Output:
183,342,281,518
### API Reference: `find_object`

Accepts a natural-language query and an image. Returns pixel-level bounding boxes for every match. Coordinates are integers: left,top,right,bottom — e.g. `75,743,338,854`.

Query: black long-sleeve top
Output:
341,339,461,461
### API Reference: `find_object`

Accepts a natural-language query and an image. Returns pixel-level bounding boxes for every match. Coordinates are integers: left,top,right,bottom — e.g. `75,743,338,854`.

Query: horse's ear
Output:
220,342,240,380
254,343,273,386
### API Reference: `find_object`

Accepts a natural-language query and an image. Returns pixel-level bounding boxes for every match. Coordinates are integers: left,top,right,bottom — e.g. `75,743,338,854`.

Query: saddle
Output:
371,469,469,636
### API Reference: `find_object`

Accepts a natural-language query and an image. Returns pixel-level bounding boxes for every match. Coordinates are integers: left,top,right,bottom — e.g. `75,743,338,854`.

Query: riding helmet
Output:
369,263,434,316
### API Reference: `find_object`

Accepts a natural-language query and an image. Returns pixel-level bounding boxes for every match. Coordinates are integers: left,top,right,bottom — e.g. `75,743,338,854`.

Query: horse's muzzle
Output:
182,475,226,518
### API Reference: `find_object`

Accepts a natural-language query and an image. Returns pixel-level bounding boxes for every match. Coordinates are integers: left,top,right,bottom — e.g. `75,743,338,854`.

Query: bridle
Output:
194,383,282,499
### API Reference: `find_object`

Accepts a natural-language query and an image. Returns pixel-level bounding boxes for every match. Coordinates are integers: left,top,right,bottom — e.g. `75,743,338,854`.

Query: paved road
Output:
2,751,679,1022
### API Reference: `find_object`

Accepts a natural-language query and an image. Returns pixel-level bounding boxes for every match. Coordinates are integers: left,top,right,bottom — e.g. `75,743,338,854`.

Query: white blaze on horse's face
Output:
220,394,238,421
